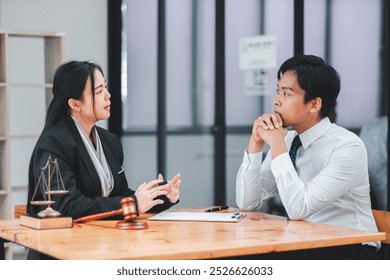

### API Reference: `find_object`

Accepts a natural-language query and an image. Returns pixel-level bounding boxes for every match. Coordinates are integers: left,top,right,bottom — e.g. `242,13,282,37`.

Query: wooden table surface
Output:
0,208,385,260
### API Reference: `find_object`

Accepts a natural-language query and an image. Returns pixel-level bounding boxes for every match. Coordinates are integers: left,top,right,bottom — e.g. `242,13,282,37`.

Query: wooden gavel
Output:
74,197,148,230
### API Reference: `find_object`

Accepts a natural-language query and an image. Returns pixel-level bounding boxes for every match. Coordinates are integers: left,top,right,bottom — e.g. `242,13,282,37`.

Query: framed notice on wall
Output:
239,35,277,96
239,35,277,70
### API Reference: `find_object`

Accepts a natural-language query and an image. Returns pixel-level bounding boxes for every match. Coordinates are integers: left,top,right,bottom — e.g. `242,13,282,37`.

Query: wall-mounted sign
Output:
239,35,277,96
239,35,277,70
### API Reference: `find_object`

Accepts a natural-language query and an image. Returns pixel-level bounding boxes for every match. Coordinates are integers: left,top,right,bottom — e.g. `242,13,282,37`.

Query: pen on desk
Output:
205,206,229,212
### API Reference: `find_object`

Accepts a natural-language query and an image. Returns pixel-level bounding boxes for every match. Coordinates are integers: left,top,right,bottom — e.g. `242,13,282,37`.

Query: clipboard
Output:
148,211,246,223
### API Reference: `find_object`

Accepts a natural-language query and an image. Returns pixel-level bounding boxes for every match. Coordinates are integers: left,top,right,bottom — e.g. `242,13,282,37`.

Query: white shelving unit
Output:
0,30,64,259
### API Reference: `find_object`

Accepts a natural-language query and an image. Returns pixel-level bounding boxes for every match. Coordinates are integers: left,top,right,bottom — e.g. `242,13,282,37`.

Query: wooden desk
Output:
0,209,385,260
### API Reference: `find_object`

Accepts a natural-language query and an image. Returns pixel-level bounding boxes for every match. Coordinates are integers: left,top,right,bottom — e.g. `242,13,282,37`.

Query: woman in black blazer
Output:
27,61,181,259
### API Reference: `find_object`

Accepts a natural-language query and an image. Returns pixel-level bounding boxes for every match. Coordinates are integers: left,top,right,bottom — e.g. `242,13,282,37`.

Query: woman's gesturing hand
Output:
158,173,181,204
134,179,168,214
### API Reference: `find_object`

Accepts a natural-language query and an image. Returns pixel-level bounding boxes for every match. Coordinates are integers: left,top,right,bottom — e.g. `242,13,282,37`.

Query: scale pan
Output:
45,190,69,195
30,200,55,206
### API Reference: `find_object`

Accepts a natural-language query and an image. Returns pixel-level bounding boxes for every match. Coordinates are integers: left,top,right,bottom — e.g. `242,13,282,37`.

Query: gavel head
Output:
120,197,138,222
115,197,148,230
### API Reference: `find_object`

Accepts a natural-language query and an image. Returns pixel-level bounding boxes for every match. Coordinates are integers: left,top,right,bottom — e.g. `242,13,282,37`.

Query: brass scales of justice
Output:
29,155,69,218
30,155,148,229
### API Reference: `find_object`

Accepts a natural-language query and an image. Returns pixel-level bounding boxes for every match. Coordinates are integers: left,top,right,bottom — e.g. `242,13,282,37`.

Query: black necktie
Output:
289,135,302,168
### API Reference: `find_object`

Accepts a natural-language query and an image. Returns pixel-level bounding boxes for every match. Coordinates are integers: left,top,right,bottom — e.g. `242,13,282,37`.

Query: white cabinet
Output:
0,30,64,259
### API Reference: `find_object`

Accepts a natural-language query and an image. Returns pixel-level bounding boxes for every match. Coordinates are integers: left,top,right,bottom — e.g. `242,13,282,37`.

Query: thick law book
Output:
20,214,73,230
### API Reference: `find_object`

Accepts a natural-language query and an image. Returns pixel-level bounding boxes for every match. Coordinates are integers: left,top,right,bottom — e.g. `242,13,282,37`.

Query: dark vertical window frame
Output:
380,0,389,117
324,0,337,122
107,0,123,136
324,0,332,63
226,1,265,135
258,0,265,116
157,0,167,175
381,0,390,211
214,0,226,205
294,0,304,55
191,0,199,128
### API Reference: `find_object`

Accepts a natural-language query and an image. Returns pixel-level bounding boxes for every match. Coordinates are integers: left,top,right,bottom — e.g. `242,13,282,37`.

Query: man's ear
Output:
310,97,322,113
68,98,80,111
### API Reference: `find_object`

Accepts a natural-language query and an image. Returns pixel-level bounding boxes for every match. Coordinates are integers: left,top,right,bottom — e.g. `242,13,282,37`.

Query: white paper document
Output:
148,212,246,223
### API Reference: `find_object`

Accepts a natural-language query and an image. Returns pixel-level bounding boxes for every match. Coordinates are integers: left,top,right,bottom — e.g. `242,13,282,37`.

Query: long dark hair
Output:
44,61,104,129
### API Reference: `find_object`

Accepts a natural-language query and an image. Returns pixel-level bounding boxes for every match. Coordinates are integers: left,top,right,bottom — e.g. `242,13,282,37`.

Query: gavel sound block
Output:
74,197,148,230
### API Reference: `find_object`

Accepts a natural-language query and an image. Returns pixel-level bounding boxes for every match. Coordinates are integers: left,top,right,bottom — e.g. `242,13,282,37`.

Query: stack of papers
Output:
149,212,245,223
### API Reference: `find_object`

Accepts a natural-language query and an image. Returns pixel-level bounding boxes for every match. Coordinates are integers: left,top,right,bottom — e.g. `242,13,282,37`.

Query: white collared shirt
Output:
236,117,379,248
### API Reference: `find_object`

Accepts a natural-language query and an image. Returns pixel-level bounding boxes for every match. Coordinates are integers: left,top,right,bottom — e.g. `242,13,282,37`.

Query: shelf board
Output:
1,83,53,88
9,134,40,139
11,185,28,192
0,190,9,195
0,30,65,38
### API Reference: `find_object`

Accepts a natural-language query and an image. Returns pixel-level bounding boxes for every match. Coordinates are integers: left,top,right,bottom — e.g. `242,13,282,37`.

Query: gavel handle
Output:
74,209,123,223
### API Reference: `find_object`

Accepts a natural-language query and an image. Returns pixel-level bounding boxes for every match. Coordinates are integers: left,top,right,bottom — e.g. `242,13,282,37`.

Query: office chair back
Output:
372,209,390,259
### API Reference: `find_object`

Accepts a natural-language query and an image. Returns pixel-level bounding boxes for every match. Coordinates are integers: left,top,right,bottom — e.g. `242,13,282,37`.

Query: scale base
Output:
37,206,61,218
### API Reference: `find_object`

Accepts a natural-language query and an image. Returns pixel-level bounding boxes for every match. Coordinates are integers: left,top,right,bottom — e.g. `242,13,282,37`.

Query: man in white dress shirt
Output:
236,54,379,259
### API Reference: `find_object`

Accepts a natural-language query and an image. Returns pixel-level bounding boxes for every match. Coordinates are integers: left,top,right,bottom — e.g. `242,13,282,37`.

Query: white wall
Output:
0,0,107,70
0,0,107,206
